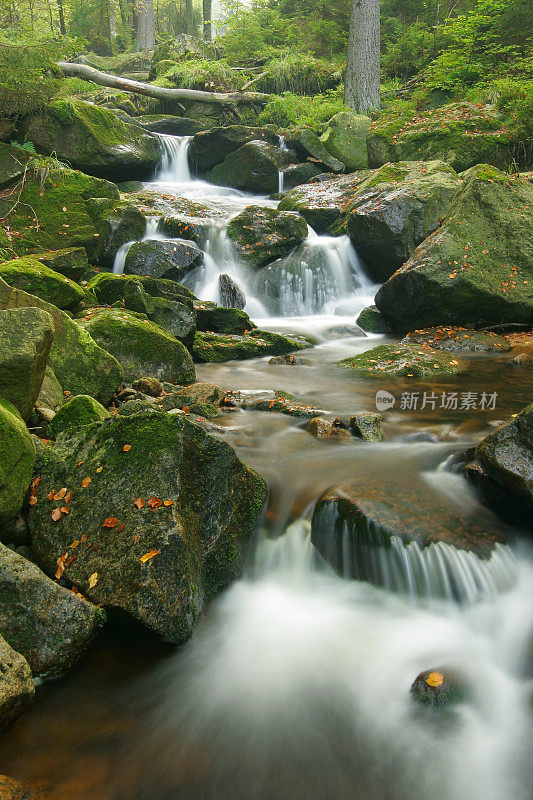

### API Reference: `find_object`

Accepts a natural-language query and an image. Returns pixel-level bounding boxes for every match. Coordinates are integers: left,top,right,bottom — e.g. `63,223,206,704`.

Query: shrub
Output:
257,52,341,95
258,91,345,131
163,59,248,92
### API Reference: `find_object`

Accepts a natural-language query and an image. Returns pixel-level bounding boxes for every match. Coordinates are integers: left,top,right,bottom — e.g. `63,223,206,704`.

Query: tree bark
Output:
185,0,194,34
135,0,155,50
56,61,271,106
56,0,66,35
344,0,380,114
203,0,212,40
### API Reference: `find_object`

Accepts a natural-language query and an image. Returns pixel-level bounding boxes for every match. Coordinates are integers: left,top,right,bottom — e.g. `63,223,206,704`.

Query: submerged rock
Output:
356,305,391,334
0,543,104,677
404,327,511,353
336,342,468,378
192,330,308,363
124,239,203,282
375,166,533,331
349,413,384,441
29,412,268,643
0,636,34,732
269,353,309,365
0,399,35,529
411,668,467,709
227,206,308,269
306,417,352,439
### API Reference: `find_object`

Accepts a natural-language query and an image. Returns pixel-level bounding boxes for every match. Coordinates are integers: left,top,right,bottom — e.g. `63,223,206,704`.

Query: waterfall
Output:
112,216,162,274
156,134,192,182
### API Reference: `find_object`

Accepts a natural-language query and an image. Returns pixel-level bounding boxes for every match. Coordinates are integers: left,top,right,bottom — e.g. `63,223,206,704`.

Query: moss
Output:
195,304,254,335
337,342,468,378
48,395,110,438
87,272,196,306
356,305,391,334
0,257,84,310
227,205,308,269
193,329,308,363
0,398,35,527
49,99,76,125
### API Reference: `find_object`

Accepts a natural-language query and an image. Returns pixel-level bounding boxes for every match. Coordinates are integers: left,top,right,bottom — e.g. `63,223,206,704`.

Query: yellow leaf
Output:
426,671,444,688
88,572,98,590
140,550,159,563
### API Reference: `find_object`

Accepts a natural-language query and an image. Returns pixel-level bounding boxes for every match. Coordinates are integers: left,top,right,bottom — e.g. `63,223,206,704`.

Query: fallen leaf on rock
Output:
51,508,63,522
426,671,444,688
29,496,38,506
96,466,104,473
147,497,162,509
163,500,174,507
48,490,55,500
134,498,145,509
140,550,159,563
54,487,67,501
81,477,91,488
123,444,132,452
59,506,70,514
118,522,125,532
88,572,98,589
102,517,120,528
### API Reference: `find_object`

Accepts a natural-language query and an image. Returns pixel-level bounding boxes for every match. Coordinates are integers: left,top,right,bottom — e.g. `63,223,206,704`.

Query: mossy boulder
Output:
195,302,254,335
278,172,370,233
193,329,308,363
124,238,203,281
85,198,146,269
36,366,64,415
80,307,195,384
157,198,217,245
375,166,533,331
346,161,462,281
0,636,34,732
0,257,85,309
0,307,54,420
404,327,511,353
286,127,344,173
227,205,308,269
0,543,104,677
320,111,372,171
0,277,124,403
336,342,468,378
48,394,110,438
24,99,160,180
86,271,196,307
189,125,279,173
281,163,322,191
349,412,384,441
209,141,295,194
356,305,391,334
0,143,32,189
35,247,89,283
0,399,35,528
29,411,268,643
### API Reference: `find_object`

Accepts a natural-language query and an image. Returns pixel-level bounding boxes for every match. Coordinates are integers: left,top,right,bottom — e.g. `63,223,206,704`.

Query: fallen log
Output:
56,61,271,107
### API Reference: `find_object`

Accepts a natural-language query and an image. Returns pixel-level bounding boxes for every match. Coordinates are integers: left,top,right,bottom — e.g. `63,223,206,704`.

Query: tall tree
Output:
344,0,380,113
185,0,194,33
135,0,155,50
203,0,212,40
56,0,66,34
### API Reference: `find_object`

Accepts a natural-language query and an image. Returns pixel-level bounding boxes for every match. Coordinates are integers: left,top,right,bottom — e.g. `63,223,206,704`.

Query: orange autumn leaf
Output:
59,506,70,514
102,517,120,528
140,550,159,563
133,534,138,545
47,490,55,500
54,487,67,501
28,496,38,506
70,540,80,549
96,466,104,473
123,444,131,452
118,522,125,532
426,671,444,688
80,534,87,542
134,497,145,509
182,406,190,414
163,500,174,507
147,497,162,509
81,477,91,488
64,492,72,504
51,508,63,522
88,572,98,589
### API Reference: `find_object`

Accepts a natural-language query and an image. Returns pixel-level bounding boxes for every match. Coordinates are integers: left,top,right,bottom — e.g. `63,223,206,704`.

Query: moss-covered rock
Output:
278,172,370,233
209,141,295,194
0,277,124,403
195,302,254,335
286,127,344,173
0,257,85,309
189,125,279,173
0,143,32,189
124,238,203,281
86,271,196,306
375,166,533,331
0,636,34,732
320,111,372,171
48,394,110,438
0,307,54,420
336,342,468,378
356,305,391,334
411,668,467,709
0,399,35,528
85,198,146,269
346,161,462,281
306,417,352,439
29,411,268,642
349,412,384,441
0,543,105,677
404,327,511,353
248,395,321,420
24,99,160,180
227,205,308,269
157,198,217,245
35,247,90,283
36,366,64,415
80,307,195,383
193,329,308,363
281,162,322,191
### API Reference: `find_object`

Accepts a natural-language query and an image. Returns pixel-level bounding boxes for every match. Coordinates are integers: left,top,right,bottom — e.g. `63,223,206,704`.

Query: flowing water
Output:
2,136,532,800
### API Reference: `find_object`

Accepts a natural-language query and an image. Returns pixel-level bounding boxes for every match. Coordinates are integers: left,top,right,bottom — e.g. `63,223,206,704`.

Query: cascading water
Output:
156,134,192,182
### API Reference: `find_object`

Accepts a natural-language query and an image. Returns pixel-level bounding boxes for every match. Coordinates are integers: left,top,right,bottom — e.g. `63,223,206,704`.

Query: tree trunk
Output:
185,0,194,34
203,0,212,40
344,0,380,114
56,61,271,106
135,0,155,50
56,0,66,34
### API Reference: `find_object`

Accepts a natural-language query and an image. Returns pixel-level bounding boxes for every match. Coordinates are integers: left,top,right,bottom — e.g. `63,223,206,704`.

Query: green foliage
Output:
164,59,247,92
258,91,345,131
257,52,340,95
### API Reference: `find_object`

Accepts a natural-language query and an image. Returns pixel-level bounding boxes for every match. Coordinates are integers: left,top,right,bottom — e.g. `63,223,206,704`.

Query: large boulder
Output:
124,239,203,282
0,636,34,732
320,111,372,171
209,141,295,194
193,329,308,363
375,166,533,331
227,206,308,268
219,273,245,309
285,128,345,173
35,247,90,283
0,307,54,420
24,99,160,181
86,272,196,306
278,172,370,233
189,125,279,173
0,257,85,310
0,543,104,677
157,198,218,245
29,412,268,643
80,307,195,384
336,342,468,378
346,161,462,281
0,277,124,404
85,198,146,269
48,394,110,438
0,399,35,529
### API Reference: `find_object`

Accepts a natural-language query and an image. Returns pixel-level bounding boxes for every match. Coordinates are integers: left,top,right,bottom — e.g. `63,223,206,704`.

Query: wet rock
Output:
0,277,123,404
29,411,268,643
336,342,468,378
189,125,278,172
138,115,205,136
174,382,225,406
375,166,533,331
320,111,371,171
157,200,215,245
279,172,369,233
195,303,254,335
286,127,345,173
325,324,365,340
0,307,54,420
132,377,163,397
149,297,197,345
193,330,308,363
510,352,533,367
86,198,146,269
86,272,196,307
209,141,295,194
0,543,105,677
227,206,308,269
410,668,467,709
79,307,195,384
35,247,90,283
349,413,384,441
24,99,160,181
404,327,511,353
0,257,85,310
356,305,391,334
0,636,34,732
0,399,35,529
306,417,352,439
247,395,322,420
269,354,309,365
48,395,110,438
124,239,203,282
219,274,245,310
281,163,322,191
